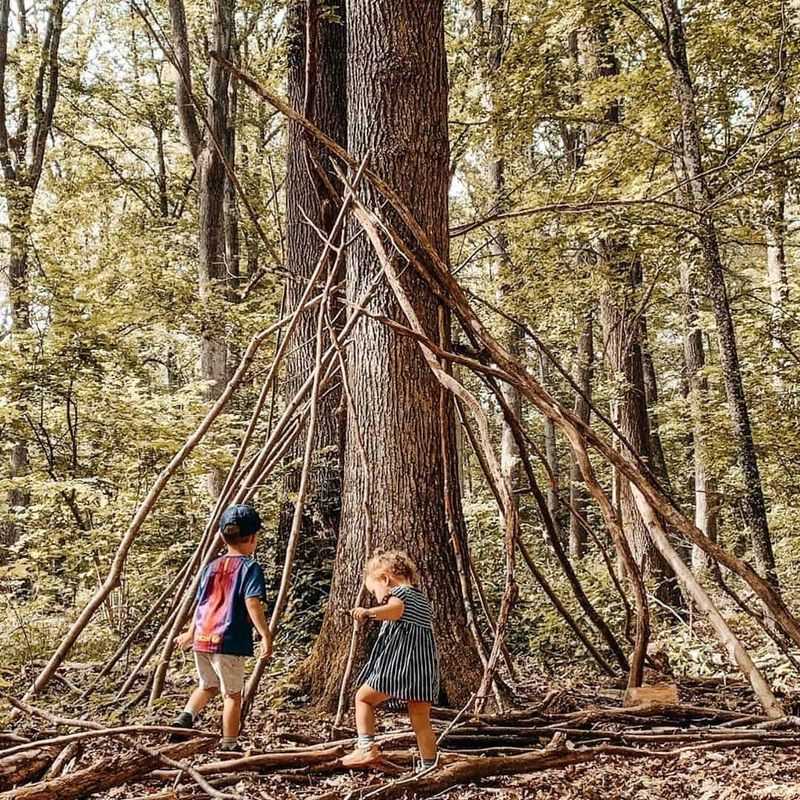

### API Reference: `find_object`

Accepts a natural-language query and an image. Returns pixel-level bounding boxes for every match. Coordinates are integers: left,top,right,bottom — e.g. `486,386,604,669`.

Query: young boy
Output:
172,503,272,752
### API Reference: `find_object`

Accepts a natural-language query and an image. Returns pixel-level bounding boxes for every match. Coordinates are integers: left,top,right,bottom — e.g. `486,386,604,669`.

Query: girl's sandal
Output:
340,745,383,768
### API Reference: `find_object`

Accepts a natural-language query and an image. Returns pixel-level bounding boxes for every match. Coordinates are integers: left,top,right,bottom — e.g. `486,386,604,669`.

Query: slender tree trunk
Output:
278,0,347,628
1,0,64,553
167,0,234,499
681,259,719,574
580,20,680,605
640,316,670,490
303,0,481,708
539,353,562,536
598,253,680,606
476,3,526,525
659,0,777,586
568,314,593,560
763,39,788,366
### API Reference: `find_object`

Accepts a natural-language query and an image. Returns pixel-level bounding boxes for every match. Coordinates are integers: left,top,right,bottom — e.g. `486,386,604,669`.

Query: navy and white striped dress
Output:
357,585,440,703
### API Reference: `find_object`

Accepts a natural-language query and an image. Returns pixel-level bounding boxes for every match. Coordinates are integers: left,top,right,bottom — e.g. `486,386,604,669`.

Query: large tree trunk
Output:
278,0,347,628
658,0,777,586
303,0,481,708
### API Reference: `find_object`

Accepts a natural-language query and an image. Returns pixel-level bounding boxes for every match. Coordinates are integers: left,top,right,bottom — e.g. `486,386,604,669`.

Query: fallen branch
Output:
0,738,212,800
4,696,228,799
0,746,59,792
0,724,215,759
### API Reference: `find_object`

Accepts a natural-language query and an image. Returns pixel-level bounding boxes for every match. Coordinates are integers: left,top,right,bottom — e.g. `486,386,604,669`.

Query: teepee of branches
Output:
21,54,800,725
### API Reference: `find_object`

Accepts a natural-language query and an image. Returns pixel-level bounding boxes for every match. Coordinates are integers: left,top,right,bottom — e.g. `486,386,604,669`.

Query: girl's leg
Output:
355,685,390,738
342,685,390,766
408,701,437,761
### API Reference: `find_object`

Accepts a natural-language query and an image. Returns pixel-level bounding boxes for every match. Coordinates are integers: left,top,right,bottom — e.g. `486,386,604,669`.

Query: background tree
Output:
1,0,65,554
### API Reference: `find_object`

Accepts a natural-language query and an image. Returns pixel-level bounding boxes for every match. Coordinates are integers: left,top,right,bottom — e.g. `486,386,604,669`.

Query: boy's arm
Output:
245,597,273,660
175,620,195,649
353,596,404,622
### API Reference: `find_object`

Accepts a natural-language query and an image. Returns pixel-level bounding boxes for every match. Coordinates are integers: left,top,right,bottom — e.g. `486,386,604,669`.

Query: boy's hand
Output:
351,607,370,622
258,637,272,660
174,631,193,650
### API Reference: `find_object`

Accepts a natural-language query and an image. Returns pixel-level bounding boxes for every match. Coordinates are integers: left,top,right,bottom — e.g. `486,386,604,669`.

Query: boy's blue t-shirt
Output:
193,554,266,657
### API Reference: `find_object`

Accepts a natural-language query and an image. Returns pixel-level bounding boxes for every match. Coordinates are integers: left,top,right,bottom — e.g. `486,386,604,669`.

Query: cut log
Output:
623,684,679,708
0,738,211,800
0,746,59,791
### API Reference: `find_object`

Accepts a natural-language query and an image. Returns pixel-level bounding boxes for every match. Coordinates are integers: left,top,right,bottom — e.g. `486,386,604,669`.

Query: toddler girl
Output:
341,550,440,772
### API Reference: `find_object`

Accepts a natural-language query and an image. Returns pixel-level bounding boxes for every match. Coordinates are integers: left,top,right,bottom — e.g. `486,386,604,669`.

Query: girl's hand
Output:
351,606,370,622
258,637,272,660
174,631,193,650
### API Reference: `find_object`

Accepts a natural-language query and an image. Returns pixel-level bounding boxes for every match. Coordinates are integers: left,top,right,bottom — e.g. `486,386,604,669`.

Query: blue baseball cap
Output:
219,504,262,536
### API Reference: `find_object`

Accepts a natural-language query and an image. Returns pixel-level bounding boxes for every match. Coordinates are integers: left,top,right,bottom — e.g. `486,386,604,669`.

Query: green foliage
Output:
2,0,800,691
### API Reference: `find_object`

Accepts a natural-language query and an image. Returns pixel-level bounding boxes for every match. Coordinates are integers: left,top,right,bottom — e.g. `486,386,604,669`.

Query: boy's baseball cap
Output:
219,504,262,536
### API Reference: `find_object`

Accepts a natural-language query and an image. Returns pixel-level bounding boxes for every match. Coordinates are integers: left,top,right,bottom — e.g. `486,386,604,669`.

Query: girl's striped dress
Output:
357,585,440,703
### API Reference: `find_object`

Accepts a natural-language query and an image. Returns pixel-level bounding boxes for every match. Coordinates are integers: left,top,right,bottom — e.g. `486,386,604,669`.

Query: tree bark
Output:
302,0,481,708
0,746,59,791
277,0,347,627
657,0,778,586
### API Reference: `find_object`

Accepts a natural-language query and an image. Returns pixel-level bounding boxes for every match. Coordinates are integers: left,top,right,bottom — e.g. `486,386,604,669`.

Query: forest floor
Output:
5,661,800,800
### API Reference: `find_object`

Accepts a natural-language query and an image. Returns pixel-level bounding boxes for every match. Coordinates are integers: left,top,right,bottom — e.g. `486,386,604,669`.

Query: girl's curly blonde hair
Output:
365,549,418,585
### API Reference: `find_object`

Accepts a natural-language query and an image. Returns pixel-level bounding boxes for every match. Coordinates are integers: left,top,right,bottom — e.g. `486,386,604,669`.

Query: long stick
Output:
148,187,359,703
631,486,784,718
217,52,800,658
26,316,292,700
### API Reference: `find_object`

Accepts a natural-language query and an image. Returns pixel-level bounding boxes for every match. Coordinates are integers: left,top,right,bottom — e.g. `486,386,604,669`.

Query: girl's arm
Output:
353,595,404,622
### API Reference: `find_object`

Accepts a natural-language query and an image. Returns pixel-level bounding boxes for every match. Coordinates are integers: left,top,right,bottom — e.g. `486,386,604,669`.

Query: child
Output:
172,503,272,752
342,550,440,772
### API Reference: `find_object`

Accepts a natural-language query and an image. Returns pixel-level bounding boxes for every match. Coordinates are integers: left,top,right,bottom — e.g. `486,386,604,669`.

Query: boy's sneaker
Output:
216,740,243,756
172,711,195,730
341,745,383,768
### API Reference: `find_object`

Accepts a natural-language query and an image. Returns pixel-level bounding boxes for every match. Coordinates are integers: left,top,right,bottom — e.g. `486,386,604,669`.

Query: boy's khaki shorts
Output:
194,652,246,696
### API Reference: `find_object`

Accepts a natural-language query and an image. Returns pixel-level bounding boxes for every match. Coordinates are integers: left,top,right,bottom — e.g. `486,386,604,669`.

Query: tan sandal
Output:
341,745,383,768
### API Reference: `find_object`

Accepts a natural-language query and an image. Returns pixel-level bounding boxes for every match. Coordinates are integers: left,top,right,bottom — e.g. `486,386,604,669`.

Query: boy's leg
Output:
175,653,220,728
408,701,437,764
222,692,242,739
341,685,389,767
215,655,246,750
185,685,219,717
